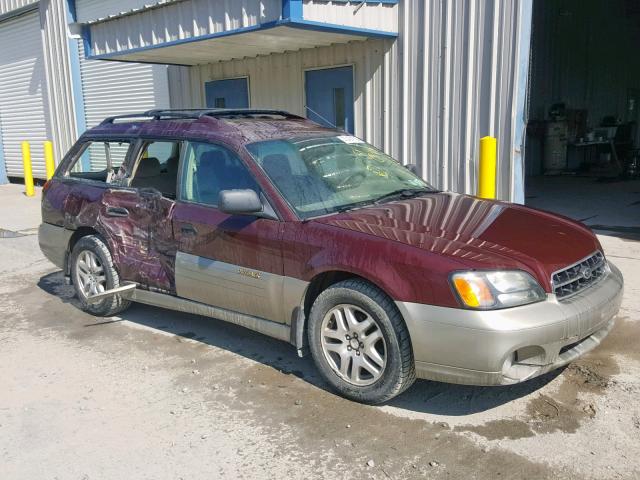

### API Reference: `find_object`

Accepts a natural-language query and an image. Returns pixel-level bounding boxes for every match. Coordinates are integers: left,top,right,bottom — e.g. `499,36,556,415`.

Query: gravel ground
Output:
0,188,639,479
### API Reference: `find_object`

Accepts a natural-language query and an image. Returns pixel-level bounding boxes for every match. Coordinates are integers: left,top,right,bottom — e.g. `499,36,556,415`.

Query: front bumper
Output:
396,262,624,386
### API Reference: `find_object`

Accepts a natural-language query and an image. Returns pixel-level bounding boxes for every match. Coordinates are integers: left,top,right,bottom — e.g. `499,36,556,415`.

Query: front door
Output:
305,66,354,133
205,78,249,109
172,141,285,322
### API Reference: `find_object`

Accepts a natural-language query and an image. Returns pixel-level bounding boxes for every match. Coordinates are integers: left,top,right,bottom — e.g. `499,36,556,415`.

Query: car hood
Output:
312,192,601,289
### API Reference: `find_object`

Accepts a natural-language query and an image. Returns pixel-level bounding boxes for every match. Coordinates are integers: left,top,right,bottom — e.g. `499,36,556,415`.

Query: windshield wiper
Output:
335,200,376,213
373,188,436,205
331,188,438,215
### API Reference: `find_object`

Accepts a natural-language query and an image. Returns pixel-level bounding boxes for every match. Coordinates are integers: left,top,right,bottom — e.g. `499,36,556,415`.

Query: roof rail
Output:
146,108,305,120
100,108,304,125
100,111,195,125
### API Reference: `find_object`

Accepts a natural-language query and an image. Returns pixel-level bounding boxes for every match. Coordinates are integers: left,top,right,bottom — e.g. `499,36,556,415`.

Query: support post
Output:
479,136,497,199
21,141,34,197
44,141,55,180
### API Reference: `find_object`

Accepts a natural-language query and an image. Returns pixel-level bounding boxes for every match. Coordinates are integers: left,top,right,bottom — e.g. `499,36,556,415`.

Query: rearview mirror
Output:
218,189,263,216
404,163,420,176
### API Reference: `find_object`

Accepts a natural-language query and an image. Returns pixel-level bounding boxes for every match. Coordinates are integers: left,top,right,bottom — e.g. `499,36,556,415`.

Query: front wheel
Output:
308,279,416,404
69,235,131,317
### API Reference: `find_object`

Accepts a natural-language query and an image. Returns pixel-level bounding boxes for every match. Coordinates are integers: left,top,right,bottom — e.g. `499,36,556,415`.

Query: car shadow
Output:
37,271,562,416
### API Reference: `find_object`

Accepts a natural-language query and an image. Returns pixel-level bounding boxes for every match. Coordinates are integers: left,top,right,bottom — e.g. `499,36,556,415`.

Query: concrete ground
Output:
526,176,640,238
1,182,639,479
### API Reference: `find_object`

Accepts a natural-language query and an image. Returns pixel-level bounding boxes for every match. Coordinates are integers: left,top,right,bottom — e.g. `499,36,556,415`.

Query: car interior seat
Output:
130,157,161,190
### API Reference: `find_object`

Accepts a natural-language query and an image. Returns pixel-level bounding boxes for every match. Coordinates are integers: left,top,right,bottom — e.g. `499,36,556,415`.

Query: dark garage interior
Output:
525,0,640,237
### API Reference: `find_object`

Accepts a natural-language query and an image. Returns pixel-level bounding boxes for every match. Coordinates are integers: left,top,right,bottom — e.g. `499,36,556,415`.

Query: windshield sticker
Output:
337,135,365,144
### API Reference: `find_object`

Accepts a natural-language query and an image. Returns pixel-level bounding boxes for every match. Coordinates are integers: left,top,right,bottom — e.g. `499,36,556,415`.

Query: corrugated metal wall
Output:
0,0,37,16
302,0,397,33
78,41,170,168
78,42,170,129
88,0,282,57
41,0,79,164
168,0,532,201
75,0,180,23
399,0,531,201
0,10,50,178
168,38,399,154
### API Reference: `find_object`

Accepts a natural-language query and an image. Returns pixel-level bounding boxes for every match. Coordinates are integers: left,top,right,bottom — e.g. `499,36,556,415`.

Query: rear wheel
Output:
70,235,131,317
308,279,415,404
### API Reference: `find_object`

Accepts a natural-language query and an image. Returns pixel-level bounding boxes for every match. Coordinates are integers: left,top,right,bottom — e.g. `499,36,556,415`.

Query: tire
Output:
69,235,131,317
308,279,416,404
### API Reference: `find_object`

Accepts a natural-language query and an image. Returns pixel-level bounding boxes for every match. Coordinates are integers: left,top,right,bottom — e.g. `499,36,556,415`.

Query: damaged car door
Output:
54,137,175,291
172,141,285,322
106,139,183,293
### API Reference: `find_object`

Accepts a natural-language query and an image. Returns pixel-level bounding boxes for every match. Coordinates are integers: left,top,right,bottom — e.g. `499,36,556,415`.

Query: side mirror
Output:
218,189,263,216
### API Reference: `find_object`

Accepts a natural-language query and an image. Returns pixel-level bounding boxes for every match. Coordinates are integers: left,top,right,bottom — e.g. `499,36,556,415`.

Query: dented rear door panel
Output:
45,178,177,293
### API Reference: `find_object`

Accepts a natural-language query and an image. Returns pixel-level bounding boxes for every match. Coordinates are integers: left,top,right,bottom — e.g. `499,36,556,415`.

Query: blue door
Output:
205,78,249,108
305,66,354,133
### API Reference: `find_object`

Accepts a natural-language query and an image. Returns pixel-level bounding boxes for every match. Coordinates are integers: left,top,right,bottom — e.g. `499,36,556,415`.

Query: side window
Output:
180,142,259,207
67,140,132,183
130,140,181,199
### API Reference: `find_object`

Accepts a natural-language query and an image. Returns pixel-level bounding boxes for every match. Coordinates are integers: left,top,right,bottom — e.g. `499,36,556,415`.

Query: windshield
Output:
245,135,436,219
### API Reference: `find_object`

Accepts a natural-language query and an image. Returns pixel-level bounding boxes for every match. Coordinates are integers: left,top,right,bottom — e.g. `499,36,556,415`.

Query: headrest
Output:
166,155,179,174
262,153,292,178
136,157,160,178
200,150,226,166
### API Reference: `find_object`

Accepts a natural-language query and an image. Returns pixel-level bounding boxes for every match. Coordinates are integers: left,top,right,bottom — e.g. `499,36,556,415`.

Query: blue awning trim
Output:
83,17,397,62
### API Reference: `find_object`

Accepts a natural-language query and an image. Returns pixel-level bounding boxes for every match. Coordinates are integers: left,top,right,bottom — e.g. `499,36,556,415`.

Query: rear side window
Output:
66,140,132,184
129,141,181,199
179,142,259,207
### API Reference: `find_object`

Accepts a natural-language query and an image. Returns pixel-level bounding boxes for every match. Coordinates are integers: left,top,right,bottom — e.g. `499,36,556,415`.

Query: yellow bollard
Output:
21,141,35,197
44,140,55,180
478,136,497,199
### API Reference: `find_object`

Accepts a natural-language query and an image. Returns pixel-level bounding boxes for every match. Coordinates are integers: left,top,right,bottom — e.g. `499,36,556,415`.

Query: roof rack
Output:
100,108,304,125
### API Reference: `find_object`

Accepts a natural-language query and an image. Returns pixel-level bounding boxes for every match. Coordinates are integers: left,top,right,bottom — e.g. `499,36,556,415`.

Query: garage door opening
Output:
525,0,640,240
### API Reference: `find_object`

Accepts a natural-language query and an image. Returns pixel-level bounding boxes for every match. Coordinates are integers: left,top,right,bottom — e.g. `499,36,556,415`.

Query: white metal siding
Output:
0,0,37,16
0,11,50,178
87,0,281,57
41,0,79,165
168,0,530,203
398,0,530,201
302,0,397,33
78,41,170,168
167,38,398,154
75,0,179,23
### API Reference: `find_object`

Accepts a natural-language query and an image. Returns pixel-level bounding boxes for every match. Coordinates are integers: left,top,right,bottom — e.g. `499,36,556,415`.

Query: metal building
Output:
0,0,533,203
0,0,170,181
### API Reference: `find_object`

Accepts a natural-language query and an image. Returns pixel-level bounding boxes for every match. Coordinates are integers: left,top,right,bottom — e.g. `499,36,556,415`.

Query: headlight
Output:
451,270,546,309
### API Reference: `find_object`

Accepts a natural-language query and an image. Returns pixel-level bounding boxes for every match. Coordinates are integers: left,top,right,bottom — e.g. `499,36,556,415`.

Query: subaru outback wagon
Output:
39,109,623,404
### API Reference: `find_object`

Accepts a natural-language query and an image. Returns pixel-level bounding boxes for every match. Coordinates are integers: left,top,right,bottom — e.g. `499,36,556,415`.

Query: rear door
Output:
54,136,180,293
172,141,285,322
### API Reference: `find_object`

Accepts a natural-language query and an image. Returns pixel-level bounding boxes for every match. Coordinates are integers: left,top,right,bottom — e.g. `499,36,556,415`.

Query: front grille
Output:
552,251,607,300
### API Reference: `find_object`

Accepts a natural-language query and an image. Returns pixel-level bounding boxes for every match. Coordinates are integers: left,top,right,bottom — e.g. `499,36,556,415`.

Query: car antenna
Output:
304,105,342,131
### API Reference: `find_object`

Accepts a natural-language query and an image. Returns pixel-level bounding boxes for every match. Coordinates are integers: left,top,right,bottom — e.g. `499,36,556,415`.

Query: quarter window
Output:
179,142,259,207
66,140,132,184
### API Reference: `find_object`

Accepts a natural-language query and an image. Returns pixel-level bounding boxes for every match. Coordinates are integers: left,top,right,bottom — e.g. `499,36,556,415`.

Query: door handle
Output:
105,206,129,217
180,223,198,235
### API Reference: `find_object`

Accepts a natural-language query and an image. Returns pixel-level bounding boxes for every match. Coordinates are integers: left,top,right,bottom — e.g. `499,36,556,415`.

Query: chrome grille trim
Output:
551,251,607,300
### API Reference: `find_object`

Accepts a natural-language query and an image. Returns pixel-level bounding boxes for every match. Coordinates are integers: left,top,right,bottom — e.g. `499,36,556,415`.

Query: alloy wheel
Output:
75,250,107,298
320,304,387,386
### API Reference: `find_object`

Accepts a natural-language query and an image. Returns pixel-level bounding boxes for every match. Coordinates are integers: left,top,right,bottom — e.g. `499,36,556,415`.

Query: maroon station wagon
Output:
38,109,624,404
